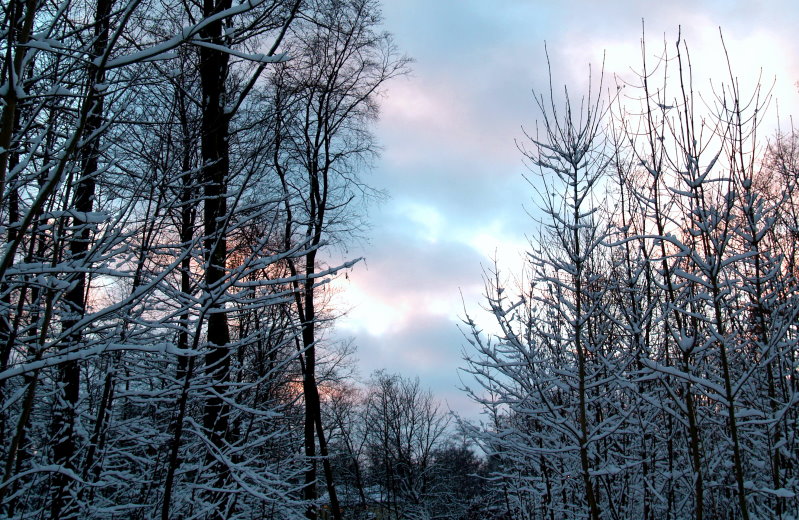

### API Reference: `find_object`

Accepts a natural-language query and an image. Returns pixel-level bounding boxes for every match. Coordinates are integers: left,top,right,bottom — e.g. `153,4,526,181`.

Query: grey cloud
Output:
344,311,484,420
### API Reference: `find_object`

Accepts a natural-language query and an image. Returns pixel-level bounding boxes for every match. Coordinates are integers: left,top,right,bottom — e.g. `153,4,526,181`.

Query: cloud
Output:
336,309,485,420
378,72,529,170
333,227,486,335
544,4,799,122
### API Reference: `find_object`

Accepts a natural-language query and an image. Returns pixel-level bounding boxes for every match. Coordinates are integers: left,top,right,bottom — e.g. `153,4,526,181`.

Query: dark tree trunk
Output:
0,0,35,466
162,95,196,520
49,0,112,516
199,0,232,515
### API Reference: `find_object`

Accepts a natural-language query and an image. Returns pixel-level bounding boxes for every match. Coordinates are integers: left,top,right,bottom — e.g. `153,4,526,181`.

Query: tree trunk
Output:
199,0,232,515
49,0,112,515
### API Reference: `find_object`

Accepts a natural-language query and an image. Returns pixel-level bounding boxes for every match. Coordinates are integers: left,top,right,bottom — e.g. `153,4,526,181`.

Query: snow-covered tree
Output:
463,34,799,520
0,0,405,518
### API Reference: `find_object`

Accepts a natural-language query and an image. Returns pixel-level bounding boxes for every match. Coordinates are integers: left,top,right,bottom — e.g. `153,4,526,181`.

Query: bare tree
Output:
364,371,449,519
266,1,410,517
463,32,799,520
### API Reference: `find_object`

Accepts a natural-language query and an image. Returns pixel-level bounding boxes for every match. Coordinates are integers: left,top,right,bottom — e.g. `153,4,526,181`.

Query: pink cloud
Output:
378,73,526,171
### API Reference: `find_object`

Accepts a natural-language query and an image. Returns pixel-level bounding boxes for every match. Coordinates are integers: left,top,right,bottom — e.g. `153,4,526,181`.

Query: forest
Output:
1,0,798,519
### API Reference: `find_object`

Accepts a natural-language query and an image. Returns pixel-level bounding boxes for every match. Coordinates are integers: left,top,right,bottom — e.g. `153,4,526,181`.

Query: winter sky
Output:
330,0,799,420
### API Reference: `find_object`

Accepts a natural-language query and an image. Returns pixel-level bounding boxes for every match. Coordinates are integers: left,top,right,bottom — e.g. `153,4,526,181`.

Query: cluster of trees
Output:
0,0,411,518
325,371,486,520
463,37,799,519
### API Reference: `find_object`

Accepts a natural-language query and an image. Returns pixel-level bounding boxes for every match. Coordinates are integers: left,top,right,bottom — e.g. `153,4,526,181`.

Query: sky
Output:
329,0,799,421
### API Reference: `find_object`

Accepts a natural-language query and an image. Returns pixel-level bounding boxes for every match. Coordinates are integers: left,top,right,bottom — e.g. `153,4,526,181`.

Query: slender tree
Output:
267,2,409,516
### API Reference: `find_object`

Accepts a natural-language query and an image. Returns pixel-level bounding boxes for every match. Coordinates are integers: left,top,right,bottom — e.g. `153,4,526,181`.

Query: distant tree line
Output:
325,370,489,520
463,35,799,520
